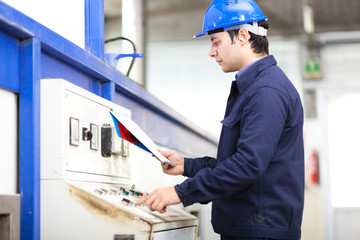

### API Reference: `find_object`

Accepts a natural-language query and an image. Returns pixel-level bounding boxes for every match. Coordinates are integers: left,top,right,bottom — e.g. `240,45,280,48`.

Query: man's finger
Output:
135,194,149,205
160,206,167,213
151,198,163,212
158,149,172,158
162,162,171,170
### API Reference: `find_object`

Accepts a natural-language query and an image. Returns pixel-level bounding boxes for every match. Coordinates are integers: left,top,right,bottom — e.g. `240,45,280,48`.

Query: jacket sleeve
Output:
183,156,218,177
175,87,288,206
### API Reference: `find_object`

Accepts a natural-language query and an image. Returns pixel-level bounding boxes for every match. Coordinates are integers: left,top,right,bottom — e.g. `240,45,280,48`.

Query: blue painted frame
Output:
18,38,41,240
85,0,104,59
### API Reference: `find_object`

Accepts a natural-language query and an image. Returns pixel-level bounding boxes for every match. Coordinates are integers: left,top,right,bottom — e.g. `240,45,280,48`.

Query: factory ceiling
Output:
105,0,360,42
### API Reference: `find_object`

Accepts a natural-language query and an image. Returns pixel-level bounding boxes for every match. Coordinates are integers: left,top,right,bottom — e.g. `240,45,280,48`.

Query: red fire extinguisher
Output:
309,150,320,184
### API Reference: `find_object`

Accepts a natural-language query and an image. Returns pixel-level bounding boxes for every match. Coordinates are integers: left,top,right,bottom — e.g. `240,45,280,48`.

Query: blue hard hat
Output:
194,0,268,38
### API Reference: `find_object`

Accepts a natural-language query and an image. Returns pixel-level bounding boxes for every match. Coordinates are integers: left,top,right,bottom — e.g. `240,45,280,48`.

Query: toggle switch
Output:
101,124,112,158
101,124,122,157
121,198,132,206
121,139,129,157
94,189,103,195
100,188,108,194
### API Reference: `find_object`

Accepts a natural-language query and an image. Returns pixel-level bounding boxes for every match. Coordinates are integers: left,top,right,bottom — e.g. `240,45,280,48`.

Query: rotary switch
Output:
82,127,93,141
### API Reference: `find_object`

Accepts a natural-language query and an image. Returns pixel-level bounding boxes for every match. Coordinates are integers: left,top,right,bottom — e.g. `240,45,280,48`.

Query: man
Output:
136,0,304,239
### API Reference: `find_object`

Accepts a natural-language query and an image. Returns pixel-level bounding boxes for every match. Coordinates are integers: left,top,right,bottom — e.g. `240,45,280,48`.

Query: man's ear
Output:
237,28,250,42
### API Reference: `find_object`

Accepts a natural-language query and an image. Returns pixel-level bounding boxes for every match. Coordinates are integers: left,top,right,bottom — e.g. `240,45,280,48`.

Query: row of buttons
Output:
95,186,147,197
94,185,148,207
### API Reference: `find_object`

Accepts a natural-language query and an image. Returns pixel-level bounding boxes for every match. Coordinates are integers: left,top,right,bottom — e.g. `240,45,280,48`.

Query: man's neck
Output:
240,53,268,71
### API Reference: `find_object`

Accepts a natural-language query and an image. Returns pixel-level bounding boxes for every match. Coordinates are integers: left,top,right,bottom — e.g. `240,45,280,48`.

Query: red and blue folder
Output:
109,110,174,166
110,111,151,154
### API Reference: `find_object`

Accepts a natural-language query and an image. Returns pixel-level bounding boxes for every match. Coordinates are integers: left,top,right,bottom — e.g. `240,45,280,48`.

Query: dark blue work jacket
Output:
175,55,304,239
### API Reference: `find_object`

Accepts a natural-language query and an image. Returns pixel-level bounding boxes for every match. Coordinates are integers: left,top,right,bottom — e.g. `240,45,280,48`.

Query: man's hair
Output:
227,20,269,55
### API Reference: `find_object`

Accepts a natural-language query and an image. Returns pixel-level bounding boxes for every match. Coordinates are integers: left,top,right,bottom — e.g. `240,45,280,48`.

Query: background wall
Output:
2,0,85,48
0,88,17,194
146,37,303,140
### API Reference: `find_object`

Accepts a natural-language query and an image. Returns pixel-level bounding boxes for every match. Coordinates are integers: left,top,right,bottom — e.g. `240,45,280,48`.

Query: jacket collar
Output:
235,55,277,95
221,55,277,127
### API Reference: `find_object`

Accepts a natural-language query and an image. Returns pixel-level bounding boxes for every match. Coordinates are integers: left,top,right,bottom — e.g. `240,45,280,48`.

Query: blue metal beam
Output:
85,0,104,59
19,38,41,240
0,29,19,92
102,81,116,101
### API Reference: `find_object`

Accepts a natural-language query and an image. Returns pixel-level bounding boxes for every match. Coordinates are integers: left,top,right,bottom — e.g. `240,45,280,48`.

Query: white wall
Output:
0,88,18,194
2,0,85,48
146,40,233,138
303,35,360,240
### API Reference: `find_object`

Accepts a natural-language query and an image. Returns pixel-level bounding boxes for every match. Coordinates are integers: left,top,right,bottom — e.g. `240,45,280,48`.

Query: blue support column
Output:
85,0,104,59
19,38,41,240
102,81,116,101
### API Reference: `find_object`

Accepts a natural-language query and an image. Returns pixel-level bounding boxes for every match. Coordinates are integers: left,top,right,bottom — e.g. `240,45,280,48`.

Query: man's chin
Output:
222,67,236,73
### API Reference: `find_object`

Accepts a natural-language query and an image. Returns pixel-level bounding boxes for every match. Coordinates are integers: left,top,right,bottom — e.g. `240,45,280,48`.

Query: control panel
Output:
40,79,198,240
41,78,132,184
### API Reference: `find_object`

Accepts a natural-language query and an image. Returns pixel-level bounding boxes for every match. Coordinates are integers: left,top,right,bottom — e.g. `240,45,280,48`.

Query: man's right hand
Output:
158,149,184,176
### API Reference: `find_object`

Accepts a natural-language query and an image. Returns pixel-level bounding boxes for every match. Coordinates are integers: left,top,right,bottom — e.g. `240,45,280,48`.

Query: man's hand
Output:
135,187,181,213
158,149,184,175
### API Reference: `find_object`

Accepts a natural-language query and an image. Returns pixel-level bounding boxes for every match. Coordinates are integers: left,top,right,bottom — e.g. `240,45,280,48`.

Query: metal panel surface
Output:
40,78,131,182
153,227,197,240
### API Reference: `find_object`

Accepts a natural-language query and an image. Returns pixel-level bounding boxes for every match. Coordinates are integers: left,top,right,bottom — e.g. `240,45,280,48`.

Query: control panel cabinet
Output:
40,79,198,240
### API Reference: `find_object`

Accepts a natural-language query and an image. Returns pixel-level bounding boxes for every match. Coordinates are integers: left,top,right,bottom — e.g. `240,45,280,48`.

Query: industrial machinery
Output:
40,78,198,240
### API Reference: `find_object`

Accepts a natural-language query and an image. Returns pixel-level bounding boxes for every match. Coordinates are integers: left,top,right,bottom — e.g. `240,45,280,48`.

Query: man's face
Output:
208,31,243,73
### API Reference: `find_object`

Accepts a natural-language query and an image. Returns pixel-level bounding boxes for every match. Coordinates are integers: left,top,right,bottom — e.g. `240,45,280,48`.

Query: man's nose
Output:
209,46,217,58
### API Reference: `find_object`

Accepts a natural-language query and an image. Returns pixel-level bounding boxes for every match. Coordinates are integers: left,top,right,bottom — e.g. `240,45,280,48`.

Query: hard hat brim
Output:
193,32,207,38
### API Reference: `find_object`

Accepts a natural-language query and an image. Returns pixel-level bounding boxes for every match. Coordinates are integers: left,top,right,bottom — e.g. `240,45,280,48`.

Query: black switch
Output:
82,127,93,141
101,124,112,158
